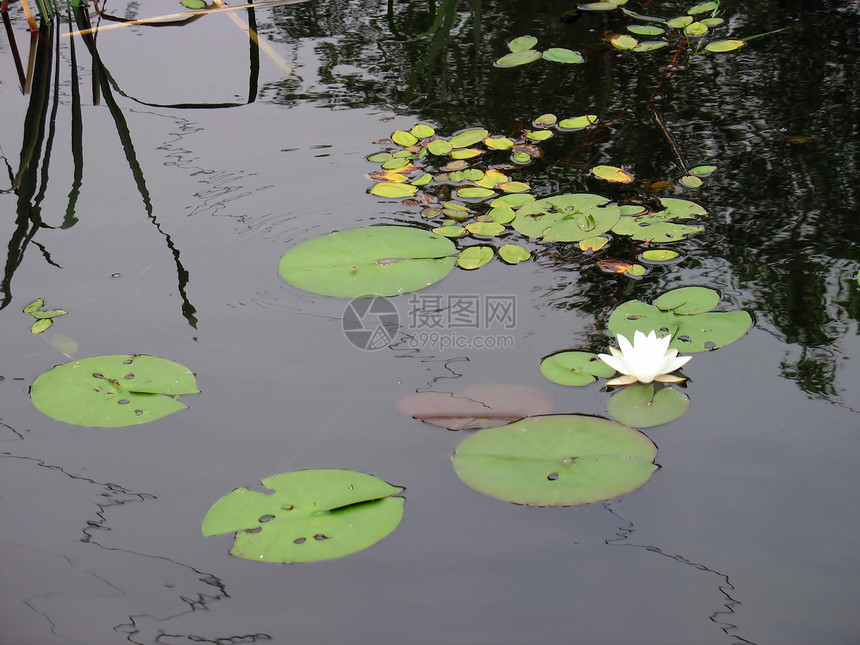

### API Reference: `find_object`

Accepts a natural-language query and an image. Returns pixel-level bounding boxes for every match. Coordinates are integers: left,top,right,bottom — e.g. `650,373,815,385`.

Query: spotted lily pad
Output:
452,415,658,506
512,193,621,242
608,286,752,352
540,351,616,386
607,383,690,427
30,355,199,427
278,226,457,297
202,470,404,563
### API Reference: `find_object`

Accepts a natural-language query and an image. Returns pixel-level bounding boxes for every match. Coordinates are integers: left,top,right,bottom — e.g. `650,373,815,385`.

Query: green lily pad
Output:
557,115,599,131
483,136,515,150
202,469,404,563
496,50,542,67
611,197,706,242
666,15,694,28
391,130,419,147
466,221,505,237
706,39,746,53
542,48,584,64
30,354,199,427
533,114,558,128
690,165,717,176
456,186,496,200
491,193,535,209
427,139,454,155
432,225,466,238
278,226,457,297
608,286,752,352
508,35,538,52
498,244,531,264
181,0,206,8
580,2,621,11
610,34,638,50
680,174,703,188
30,319,52,334
23,298,44,313
449,128,490,149
370,182,418,198
633,41,669,52
540,351,616,386
488,205,516,223
451,415,658,506
411,124,435,138
640,249,680,262
687,1,718,14
457,246,494,270
685,21,708,36
608,383,690,428
512,193,621,242
628,25,664,36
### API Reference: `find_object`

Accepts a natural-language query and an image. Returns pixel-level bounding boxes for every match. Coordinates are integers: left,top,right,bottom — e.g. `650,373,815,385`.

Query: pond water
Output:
1,1,858,643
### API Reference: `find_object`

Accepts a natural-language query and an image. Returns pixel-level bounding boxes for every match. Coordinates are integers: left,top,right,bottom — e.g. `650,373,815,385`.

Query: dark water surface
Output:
1,1,858,643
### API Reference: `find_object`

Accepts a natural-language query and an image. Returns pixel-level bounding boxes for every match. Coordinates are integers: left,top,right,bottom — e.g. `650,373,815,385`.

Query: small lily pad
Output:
278,226,457,297
706,39,746,53
579,236,610,252
633,41,669,52
449,128,490,149
428,139,454,155
687,1,718,14
466,221,505,237
452,415,658,506
508,35,538,52
628,25,664,36
432,225,466,238
610,34,638,50
680,174,703,188
542,48,584,64
411,124,435,138
457,186,496,200
496,50,542,67
540,351,616,386
592,165,634,183
30,319,53,334
457,246,494,270
30,354,199,427
498,244,531,264
611,197,706,242
533,114,558,128
690,165,717,176
370,182,419,198
23,298,44,314
391,130,419,147
483,137,515,150
608,383,690,427
666,15,694,28
202,470,404,563
640,249,680,262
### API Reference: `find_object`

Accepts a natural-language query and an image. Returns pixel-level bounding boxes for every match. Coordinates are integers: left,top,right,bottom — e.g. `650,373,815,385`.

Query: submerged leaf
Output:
397,384,553,430
202,470,404,563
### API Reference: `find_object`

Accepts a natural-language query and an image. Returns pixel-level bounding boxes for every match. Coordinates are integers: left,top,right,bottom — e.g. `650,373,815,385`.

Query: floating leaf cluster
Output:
23,297,67,334
495,35,584,68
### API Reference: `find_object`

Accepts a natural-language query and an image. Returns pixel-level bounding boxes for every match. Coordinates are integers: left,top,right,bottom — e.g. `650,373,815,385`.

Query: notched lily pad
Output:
278,226,457,298
30,354,199,427
202,469,404,563
540,351,616,386
452,415,658,506
512,193,620,242
608,286,752,352
608,383,689,428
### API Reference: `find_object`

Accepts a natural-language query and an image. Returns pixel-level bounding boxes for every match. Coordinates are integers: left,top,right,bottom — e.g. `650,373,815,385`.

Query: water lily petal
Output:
606,374,639,386
654,373,686,383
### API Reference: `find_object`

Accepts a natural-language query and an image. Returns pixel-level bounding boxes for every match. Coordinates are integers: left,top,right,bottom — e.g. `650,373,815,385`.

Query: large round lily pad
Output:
30,355,199,427
202,469,405,563
452,415,658,506
512,193,620,242
608,286,752,352
278,226,457,298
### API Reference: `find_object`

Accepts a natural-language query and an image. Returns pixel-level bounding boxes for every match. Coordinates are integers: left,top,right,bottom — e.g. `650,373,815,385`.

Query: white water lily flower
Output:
597,330,692,386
